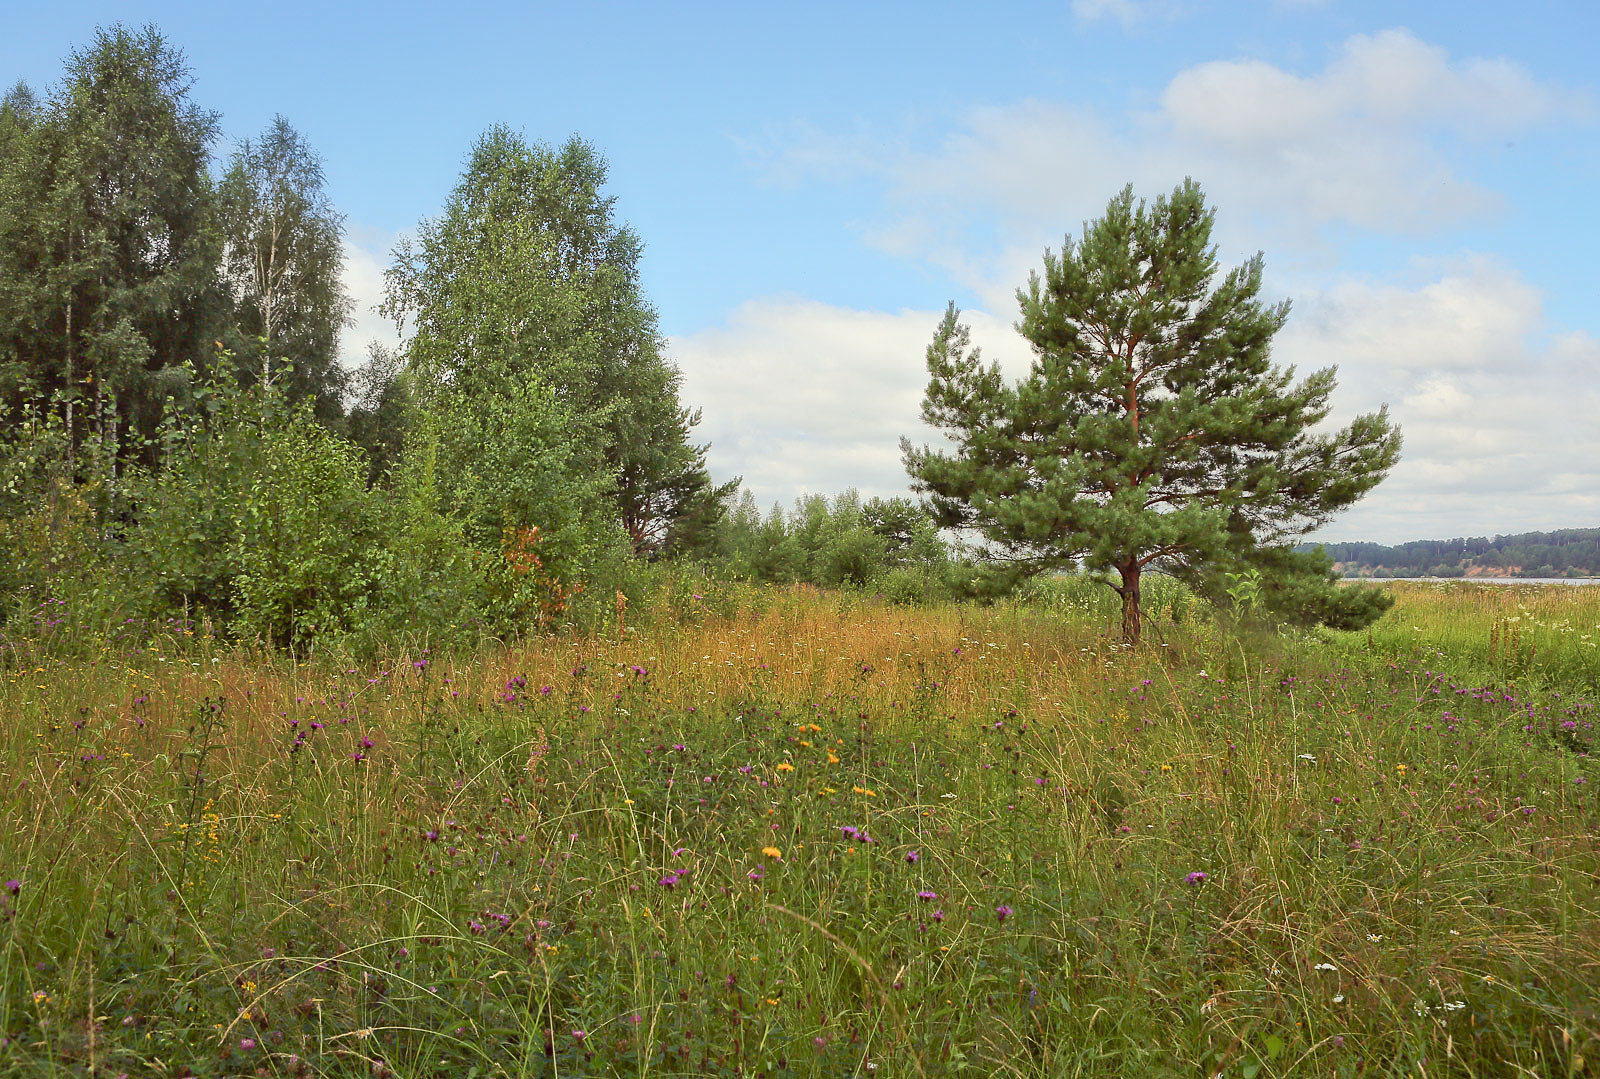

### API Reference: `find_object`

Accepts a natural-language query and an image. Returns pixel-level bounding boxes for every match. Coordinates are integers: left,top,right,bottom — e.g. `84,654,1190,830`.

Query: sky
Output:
6,1,1598,544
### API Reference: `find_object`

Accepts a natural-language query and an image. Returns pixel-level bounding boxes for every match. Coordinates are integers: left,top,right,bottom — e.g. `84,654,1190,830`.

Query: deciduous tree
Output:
217,114,351,422
383,127,727,555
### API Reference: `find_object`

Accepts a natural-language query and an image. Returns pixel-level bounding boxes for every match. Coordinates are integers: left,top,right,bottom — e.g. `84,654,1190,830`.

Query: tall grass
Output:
0,584,1595,1076
1333,580,1600,691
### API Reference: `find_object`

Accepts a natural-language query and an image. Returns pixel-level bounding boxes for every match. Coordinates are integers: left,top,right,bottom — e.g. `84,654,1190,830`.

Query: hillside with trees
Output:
1306,528,1600,578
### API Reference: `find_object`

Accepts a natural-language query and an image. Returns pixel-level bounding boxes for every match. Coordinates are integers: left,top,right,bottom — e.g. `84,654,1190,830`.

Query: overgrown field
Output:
1,583,1596,1077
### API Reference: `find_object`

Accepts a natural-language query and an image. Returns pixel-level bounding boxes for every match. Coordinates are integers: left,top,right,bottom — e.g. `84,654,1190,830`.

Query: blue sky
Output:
6,1,1598,543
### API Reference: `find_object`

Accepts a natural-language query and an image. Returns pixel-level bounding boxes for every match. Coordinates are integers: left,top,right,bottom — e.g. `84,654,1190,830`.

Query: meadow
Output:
1,580,1596,1077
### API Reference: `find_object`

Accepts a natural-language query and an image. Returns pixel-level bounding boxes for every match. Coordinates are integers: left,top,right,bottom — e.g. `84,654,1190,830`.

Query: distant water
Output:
1346,577,1600,586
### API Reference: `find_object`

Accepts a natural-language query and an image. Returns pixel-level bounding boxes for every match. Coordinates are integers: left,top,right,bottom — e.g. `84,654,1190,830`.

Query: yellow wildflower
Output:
762,846,782,859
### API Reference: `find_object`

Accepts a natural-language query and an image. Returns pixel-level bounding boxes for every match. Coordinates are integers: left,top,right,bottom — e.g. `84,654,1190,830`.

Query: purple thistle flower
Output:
917,890,938,901
905,850,920,864
1184,871,1208,886
995,904,1014,923
4,880,18,896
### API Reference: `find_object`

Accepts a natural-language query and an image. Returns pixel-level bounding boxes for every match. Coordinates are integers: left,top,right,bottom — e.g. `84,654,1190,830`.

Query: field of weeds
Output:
1,583,1596,1077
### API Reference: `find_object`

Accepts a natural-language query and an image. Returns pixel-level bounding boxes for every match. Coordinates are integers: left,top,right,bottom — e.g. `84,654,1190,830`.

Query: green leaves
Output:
906,180,1402,641
217,115,352,421
0,26,223,467
383,127,724,560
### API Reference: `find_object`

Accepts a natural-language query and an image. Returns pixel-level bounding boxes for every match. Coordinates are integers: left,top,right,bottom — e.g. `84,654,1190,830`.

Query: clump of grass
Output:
0,585,1595,1076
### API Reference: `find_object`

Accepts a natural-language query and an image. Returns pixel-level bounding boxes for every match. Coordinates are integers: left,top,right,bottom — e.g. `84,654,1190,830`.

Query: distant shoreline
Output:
1339,576,1599,585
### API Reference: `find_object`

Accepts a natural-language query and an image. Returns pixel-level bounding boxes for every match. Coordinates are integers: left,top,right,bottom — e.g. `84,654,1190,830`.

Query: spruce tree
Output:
0,26,222,471
904,180,1401,643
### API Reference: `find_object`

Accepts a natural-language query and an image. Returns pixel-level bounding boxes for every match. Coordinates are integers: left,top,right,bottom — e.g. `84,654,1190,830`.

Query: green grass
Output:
1,584,1596,1077
1340,580,1600,691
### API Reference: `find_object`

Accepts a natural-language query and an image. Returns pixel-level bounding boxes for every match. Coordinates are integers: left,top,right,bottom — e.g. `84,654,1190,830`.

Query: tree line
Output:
1309,528,1600,579
0,25,757,653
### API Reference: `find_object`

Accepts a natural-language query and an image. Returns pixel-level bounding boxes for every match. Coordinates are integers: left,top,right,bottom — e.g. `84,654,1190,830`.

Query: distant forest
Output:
1305,528,1600,578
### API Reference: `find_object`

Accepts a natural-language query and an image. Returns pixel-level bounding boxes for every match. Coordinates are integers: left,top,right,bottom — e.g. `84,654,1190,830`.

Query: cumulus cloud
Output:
338,227,406,371
752,29,1588,296
1279,260,1600,541
669,299,1033,511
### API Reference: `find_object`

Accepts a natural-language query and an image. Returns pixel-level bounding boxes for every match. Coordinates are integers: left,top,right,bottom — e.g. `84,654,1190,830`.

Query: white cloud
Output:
1282,260,1600,542
753,29,1589,292
669,298,1033,510
1069,0,1189,27
338,228,406,371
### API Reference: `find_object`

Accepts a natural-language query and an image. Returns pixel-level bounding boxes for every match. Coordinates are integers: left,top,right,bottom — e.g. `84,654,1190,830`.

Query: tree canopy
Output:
0,25,222,475
217,114,352,422
382,127,729,556
905,180,1402,642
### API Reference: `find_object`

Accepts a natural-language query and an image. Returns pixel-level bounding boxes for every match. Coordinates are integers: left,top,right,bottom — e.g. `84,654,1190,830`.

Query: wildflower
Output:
1313,962,1337,972
1332,994,1345,1004
240,1038,256,1050
762,846,782,859
658,872,681,889
995,904,1013,923
775,762,795,773
3,880,18,896
905,850,920,864
917,890,938,901
1297,754,1316,762
748,866,765,881
1184,871,1207,886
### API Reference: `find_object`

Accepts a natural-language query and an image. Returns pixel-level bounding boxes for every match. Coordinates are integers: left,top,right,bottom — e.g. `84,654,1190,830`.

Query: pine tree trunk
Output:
1118,562,1142,645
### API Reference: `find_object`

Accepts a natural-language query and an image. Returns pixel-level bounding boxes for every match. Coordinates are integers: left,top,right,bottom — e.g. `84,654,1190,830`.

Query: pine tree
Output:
904,181,1401,643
